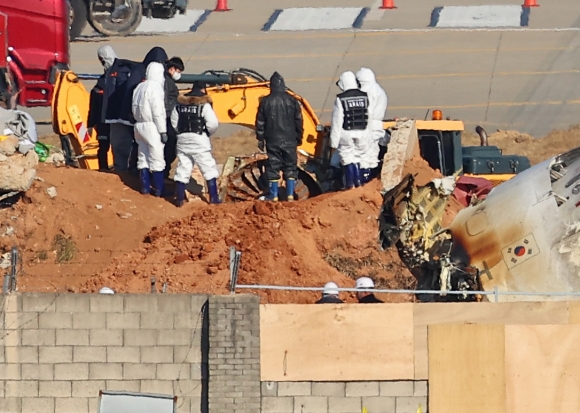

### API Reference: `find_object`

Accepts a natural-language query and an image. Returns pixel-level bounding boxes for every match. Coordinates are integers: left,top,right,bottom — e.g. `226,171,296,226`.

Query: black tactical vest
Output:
177,103,206,134
337,89,368,131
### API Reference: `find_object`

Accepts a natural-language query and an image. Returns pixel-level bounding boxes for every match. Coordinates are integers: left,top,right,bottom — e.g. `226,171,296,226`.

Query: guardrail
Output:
232,283,580,302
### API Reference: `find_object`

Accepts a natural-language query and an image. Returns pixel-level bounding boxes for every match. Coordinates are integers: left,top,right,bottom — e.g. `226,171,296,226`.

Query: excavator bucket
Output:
51,70,111,170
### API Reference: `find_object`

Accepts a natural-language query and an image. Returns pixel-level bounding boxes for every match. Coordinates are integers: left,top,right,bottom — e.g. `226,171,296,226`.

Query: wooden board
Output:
428,324,506,413
505,325,580,413
260,304,414,381
414,302,569,379
567,301,580,323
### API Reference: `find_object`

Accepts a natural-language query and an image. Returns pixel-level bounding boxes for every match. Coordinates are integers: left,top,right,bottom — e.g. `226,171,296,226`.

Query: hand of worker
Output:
257,140,265,151
160,133,168,144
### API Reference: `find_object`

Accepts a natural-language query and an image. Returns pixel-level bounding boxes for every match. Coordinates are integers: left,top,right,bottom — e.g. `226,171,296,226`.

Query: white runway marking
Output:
135,9,209,33
431,5,528,28
264,7,367,31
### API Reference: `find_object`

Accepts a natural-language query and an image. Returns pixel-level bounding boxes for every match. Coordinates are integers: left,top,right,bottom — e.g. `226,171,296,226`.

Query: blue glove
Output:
160,133,168,144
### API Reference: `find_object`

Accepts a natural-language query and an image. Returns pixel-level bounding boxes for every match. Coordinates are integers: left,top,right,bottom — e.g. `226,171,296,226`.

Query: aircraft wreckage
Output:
379,120,580,302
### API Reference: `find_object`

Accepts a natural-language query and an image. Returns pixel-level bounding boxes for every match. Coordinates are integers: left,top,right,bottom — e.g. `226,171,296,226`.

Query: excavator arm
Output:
51,68,328,171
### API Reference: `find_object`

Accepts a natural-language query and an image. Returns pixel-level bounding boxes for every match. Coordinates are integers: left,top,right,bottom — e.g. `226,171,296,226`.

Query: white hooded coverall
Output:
132,62,167,172
356,68,388,169
170,95,219,183
329,71,368,166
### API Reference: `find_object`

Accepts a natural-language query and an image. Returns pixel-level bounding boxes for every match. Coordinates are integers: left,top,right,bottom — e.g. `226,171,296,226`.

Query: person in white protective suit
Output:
170,81,220,206
329,71,369,189
355,67,388,184
132,62,168,197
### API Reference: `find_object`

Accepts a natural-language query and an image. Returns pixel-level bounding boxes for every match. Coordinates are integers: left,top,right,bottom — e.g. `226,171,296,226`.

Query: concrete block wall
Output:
261,381,428,413
0,293,208,413
208,295,261,413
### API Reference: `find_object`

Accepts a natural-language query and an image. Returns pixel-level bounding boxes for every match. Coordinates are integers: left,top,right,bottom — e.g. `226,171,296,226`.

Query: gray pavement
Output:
29,1,580,138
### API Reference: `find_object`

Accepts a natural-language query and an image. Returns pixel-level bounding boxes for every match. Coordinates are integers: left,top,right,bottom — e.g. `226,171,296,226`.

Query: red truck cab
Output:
0,0,69,107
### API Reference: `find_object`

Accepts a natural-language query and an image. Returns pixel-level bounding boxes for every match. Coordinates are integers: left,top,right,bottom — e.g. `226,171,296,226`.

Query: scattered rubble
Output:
0,135,38,192
46,186,57,199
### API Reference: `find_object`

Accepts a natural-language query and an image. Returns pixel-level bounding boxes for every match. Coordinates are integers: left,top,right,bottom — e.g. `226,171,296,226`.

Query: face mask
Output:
172,72,181,81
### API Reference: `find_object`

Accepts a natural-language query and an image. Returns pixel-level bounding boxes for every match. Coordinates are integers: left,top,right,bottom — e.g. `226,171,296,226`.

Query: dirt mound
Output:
79,180,416,304
0,164,194,293
462,126,580,165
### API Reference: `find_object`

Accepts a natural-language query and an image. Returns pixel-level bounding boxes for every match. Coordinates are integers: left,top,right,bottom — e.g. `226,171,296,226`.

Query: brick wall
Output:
0,293,208,413
208,295,261,413
261,381,428,413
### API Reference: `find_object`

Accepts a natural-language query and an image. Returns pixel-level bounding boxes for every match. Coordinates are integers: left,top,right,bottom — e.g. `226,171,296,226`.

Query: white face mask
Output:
172,71,181,81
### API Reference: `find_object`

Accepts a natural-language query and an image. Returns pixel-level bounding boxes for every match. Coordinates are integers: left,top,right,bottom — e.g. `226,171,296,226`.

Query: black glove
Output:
160,133,168,144
297,139,303,146
257,140,265,151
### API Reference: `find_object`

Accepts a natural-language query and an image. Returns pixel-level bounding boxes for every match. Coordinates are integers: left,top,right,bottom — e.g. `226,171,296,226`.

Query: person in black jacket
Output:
255,72,303,202
315,282,344,304
355,276,384,303
88,45,117,171
102,54,144,172
163,56,184,179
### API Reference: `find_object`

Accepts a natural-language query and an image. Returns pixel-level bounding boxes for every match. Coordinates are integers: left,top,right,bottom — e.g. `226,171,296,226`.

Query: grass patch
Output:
53,234,77,263
35,250,49,262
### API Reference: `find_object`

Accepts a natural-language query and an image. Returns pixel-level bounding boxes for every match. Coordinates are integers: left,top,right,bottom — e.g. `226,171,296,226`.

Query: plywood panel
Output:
260,304,414,381
428,324,506,413
505,325,580,413
567,301,580,323
414,302,569,379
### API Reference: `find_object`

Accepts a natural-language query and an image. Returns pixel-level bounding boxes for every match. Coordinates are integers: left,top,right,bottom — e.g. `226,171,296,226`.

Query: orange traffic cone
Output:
379,0,397,9
214,0,230,12
523,0,539,7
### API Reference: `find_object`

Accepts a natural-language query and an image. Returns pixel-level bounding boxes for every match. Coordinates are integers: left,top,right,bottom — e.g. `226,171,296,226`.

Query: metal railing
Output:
232,283,580,302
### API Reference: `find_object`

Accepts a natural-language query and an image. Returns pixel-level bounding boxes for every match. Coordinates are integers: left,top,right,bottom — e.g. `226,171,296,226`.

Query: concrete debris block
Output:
95,204,103,210
381,119,418,193
45,152,65,165
117,212,132,219
0,153,7,162
0,135,18,156
0,252,10,269
46,186,57,198
3,226,14,236
0,150,38,192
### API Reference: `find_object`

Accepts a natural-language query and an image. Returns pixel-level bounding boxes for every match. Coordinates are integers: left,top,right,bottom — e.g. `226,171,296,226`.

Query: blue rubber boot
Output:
359,168,372,185
151,171,165,197
266,180,279,201
175,181,186,207
352,164,361,188
139,169,150,195
207,178,222,204
286,178,296,201
343,164,354,189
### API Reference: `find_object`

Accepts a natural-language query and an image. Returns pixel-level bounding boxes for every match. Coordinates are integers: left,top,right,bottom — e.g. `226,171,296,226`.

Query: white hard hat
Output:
355,277,374,289
99,287,115,294
323,282,339,296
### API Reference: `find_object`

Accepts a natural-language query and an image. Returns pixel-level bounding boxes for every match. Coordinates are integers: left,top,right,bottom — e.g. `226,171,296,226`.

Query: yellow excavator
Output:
51,68,531,202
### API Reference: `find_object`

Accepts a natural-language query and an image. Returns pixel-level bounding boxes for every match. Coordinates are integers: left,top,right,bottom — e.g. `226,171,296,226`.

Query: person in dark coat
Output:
255,72,303,202
315,282,344,304
88,45,117,171
355,277,384,303
163,56,184,179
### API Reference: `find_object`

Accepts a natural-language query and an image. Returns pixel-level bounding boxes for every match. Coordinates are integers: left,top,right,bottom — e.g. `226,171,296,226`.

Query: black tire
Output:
68,0,88,41
88,0,143,37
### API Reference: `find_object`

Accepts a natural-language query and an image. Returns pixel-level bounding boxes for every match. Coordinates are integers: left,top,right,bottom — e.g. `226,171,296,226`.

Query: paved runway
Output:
30,0,580,138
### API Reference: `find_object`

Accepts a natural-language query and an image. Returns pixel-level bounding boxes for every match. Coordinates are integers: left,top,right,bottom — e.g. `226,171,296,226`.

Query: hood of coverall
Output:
145,62,166,86
97,45,118,70
143,47,168,67
270,72,286,92
337,71,358,92
355,67,377,91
